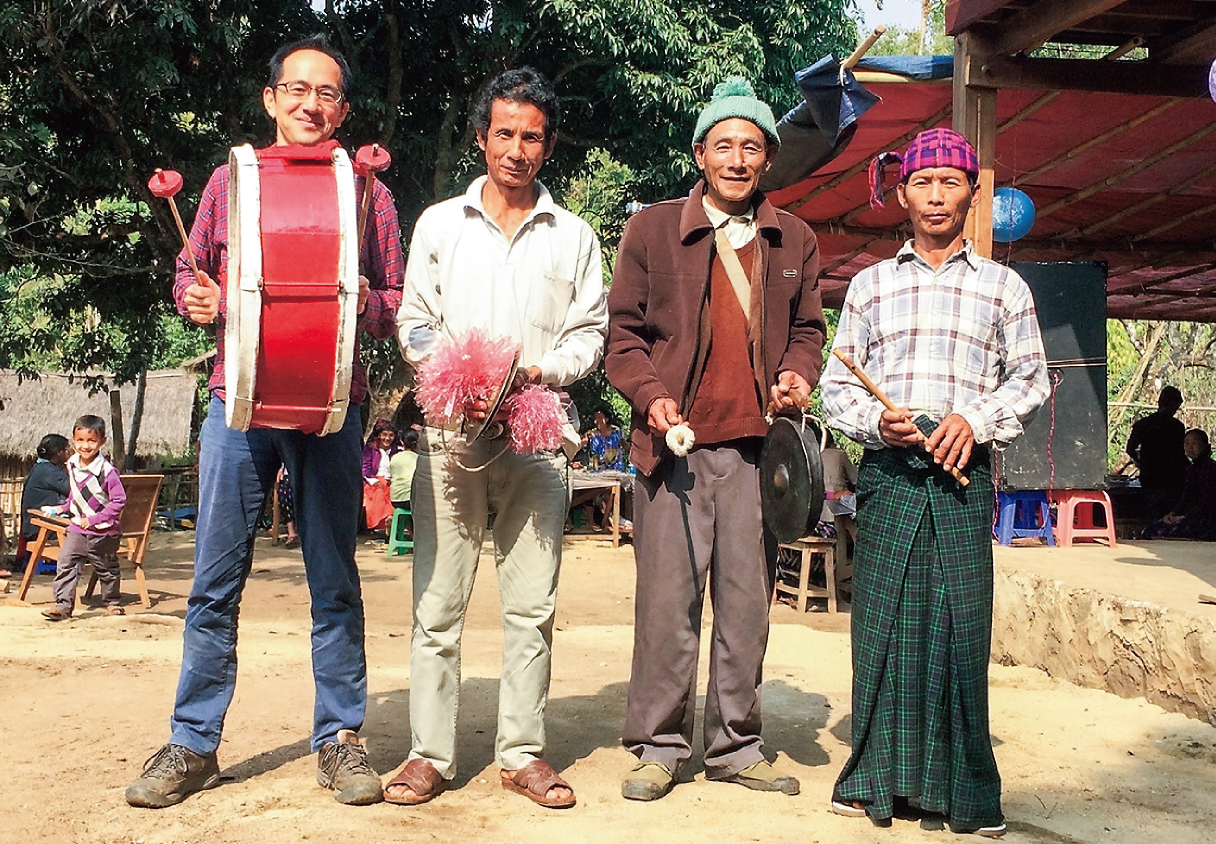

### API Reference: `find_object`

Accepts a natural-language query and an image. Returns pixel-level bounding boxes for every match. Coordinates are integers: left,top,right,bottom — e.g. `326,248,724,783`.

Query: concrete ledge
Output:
993,563,1216,725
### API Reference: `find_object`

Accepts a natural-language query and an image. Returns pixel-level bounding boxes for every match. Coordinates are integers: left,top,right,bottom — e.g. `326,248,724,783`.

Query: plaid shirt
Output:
821,240,1048,449
173,153,404,405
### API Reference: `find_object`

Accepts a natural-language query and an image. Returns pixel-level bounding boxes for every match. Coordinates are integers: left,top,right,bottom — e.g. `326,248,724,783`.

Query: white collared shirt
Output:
701,198,757,249
397,176,608,387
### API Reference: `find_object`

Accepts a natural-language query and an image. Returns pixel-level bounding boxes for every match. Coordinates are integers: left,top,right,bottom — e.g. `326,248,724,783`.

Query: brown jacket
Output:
605,181,826,476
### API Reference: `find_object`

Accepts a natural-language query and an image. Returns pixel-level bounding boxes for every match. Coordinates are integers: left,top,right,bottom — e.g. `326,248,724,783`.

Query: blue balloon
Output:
992,186,1035,243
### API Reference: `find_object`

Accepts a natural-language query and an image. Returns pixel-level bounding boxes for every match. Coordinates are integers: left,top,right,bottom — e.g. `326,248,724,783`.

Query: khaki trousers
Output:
408,427,569,777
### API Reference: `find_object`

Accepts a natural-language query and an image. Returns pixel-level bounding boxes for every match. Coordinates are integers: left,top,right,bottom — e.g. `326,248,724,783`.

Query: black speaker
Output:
997,262,1107,491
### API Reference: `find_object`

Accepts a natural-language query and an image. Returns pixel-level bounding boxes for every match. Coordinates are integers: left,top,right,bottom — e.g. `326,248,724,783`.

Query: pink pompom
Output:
414,329,518,426
506,384,565,454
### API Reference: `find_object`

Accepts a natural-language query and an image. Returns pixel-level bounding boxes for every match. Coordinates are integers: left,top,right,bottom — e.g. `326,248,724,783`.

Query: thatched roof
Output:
0,369,196,459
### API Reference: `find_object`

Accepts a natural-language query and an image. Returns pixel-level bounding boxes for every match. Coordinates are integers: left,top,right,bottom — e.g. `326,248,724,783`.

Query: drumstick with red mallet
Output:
147,168,201,278
355,144,391,250
832,348,970,487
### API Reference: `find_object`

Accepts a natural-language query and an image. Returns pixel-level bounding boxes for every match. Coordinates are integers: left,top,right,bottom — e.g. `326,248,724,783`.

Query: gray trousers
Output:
53,531,121,612
622,440,776,778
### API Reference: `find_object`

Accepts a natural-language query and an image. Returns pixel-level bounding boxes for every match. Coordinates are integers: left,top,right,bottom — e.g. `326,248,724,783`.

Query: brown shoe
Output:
317,730,383,805
126,744,221,808
717,760,799,795
41,607,71,622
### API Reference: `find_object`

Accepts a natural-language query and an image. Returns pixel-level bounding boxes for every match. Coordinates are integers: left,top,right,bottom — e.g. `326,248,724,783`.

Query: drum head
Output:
760,416,826,544
464,349,521,443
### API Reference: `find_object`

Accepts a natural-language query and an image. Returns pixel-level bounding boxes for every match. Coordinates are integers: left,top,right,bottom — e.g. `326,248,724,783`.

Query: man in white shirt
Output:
392,67,607,809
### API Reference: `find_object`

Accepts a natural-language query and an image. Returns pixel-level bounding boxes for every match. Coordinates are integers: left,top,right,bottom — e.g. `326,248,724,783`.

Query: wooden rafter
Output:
822,238,883,276
1134,198,1216,242
1070,159,1216,239
1108,260,1216,293
969,55,1210,97
1033,122,1216,222
1152,18,1216,64
989,0,1130,56
1016,99,1177,184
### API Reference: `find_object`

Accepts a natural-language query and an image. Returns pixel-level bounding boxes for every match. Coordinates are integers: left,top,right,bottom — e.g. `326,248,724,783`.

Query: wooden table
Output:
568,470,633,548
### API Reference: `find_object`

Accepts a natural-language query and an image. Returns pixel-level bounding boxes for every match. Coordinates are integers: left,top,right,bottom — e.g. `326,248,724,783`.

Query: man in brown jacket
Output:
605,78,826,801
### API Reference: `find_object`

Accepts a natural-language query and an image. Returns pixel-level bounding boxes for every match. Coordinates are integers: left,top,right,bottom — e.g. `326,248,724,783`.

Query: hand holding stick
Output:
147,168,200,278
354,144,391,254
832,348,970,487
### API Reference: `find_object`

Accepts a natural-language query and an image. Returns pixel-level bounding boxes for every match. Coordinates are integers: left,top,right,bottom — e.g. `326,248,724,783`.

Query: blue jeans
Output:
169,396,367,755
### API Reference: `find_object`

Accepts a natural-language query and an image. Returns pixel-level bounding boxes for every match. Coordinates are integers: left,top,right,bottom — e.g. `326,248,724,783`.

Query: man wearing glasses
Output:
126,35,403,809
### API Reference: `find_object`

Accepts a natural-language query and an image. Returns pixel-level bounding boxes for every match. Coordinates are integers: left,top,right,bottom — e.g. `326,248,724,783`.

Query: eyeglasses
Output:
274,81,345,105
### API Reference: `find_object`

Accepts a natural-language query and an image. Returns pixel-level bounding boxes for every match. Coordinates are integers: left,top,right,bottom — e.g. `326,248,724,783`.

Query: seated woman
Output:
586,406,625,472
1142,428,1216,540
361,419,400,532
568,407,625,532
12,434,71,575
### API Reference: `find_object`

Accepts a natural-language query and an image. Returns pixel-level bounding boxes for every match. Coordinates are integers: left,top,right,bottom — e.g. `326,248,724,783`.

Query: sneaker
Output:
126,744,221,808
317,729,383,805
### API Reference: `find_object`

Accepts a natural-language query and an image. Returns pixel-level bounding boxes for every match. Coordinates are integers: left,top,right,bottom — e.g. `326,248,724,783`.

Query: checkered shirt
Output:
821,240,1048,449
172,154,404,405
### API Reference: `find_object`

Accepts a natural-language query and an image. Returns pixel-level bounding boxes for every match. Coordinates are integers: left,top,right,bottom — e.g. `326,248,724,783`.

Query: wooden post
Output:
954,32,997,259
109,390,126,470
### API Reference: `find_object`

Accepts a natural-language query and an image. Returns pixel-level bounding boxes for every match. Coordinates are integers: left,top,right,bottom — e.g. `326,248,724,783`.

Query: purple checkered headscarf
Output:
868,128,979,209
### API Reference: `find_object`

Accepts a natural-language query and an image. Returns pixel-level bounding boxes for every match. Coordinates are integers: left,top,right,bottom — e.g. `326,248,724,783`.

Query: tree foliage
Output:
1,0,859,393
1107,319,1216,471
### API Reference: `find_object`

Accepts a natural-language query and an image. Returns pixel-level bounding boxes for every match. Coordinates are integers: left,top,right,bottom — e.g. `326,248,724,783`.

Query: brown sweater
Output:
685,238,767,444
605,181,826,476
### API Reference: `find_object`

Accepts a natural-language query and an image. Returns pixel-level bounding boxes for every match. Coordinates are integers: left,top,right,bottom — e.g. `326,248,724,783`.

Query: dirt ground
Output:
4,532,1216,844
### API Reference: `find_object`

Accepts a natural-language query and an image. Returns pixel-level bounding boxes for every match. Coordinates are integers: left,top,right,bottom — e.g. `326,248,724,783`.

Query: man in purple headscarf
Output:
820,128,1049,838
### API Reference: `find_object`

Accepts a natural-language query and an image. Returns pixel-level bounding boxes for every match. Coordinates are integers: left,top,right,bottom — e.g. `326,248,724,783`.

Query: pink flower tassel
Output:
414,329,518,426
506,384,565,454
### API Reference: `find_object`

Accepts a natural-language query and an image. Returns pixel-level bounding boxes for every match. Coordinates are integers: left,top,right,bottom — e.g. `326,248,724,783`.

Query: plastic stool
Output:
1050,490,1116,548
386,506,414,556
994,491,1054,546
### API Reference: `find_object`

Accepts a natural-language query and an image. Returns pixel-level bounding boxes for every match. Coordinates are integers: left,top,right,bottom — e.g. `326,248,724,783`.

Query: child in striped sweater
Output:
41,415,127,621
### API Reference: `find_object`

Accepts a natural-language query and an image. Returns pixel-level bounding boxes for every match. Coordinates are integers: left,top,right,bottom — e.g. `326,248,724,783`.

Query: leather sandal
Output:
384,758,445,805
500,759,576,809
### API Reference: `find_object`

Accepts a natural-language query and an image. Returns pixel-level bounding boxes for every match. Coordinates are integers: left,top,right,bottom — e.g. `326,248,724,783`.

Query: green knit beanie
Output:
692,77,780,147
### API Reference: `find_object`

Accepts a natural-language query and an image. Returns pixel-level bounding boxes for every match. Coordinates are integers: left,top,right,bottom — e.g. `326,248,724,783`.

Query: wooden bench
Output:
17,474,163,609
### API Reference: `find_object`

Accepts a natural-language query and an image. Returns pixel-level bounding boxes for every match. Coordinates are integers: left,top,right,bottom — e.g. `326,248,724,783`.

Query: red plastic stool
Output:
1049,490,1117,547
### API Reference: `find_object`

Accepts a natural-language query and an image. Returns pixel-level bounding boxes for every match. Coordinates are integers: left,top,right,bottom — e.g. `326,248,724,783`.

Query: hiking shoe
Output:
126,743,221,808
718,760,800,795
317,729,383,805
622,761,674,801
